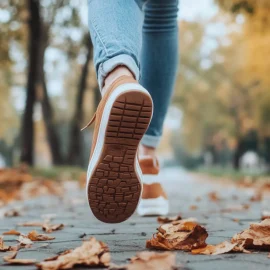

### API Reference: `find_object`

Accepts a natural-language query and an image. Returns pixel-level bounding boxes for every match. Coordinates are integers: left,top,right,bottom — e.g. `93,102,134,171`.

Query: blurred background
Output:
0,0,270,179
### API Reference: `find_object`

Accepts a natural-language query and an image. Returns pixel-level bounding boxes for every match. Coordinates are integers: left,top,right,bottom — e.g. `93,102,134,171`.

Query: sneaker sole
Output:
87,84,153,223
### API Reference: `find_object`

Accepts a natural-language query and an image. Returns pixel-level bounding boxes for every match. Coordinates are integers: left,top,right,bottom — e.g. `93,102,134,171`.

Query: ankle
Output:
102,66,134,96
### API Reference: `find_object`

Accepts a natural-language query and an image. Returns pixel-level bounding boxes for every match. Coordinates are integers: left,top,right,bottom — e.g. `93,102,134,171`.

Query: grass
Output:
30,166,85,181
193,166,269,181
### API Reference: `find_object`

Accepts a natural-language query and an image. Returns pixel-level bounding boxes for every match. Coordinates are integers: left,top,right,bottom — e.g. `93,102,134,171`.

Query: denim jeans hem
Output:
141,134,161,148
98,54,140,89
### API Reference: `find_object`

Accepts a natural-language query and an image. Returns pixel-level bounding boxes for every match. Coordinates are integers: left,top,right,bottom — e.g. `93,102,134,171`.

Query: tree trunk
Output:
233,140,241,170
68,36,92,165
20,0,42,165
40,70,64,165
39,24,64,165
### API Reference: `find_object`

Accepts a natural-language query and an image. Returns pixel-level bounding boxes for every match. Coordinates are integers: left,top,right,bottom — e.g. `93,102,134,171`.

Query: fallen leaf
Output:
195,196,201,202
0,236,11,251
157,215,182,224
36,237,110,270
0,236,20,252
208,191,220,202
3,251,36,265
231,219,270,250
18,220,44,227
238,177,270,192
3,229,21,236
232,218,240,223
18,235,33,246
110,251,176,270
28,231,55,241
0,168,32,204
146,219,208,251
192,241,237,255
190,205,198,210
221,204,250,213
261,211,270,220
42,223,64,233
44,250,72,262
17,220,64,234
250,191,263,202
4,209,21,217
268,253,270,258
19,179,64,201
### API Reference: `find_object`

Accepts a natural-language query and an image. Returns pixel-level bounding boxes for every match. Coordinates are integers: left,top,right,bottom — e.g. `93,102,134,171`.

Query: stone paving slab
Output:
0,167,269,270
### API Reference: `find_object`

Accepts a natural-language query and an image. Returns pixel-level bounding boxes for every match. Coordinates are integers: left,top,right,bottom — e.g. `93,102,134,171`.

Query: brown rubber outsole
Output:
87,91,153,223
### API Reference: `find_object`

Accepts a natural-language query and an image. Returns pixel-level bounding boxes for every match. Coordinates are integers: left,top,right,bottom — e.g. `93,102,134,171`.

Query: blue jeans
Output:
88,0,179,148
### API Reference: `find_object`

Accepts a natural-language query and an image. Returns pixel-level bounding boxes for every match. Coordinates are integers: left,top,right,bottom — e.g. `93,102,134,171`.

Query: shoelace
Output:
80,113,96,131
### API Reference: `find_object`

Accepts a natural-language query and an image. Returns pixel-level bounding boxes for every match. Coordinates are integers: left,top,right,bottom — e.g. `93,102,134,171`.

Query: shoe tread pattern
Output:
88,91,152,223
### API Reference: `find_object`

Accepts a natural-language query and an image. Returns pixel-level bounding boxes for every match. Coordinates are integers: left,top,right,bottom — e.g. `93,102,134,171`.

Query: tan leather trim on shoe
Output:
142,183,167,199
139,157,160,175
88,75,137,159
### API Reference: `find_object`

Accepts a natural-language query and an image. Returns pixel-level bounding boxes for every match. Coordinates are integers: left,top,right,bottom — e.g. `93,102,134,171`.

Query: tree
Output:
20,0,91,165
20,0,42,164
215,0,270,168
68,35,93,165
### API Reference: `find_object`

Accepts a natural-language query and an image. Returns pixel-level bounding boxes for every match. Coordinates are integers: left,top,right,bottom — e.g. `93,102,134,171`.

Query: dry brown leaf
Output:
3,229,21,236
221,204,250,213
157,215,182,224
208,191,220,202
110,251,176,270
42,223,64,233
0,236,20,252
250,191,263,202
195,196,201,202
19,179,64,201
18,220,64,234
190,205,198,210
261,211,270,220
238,177,270,192
0,236,11,251
4,209,21,217
18,220,44,227
231,219,270,250
0,167,66,205
0,168,32,204
36,237,110,270
232,218,240,223
3,251,36,265
43,250,73,262
192,241,237,255
28,230,55,241
18,235,33,246
146,219,208,251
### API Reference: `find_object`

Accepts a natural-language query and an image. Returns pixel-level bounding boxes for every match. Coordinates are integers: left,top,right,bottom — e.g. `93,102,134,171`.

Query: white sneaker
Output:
137,156,169,216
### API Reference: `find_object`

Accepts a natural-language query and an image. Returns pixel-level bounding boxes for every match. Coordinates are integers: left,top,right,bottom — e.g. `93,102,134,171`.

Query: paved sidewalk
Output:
0,167,269,270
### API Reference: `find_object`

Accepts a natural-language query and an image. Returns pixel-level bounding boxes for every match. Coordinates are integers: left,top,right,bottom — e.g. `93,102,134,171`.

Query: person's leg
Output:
137,0,179,216
88,0,143,91
140,0,179,150
87,0,154,223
